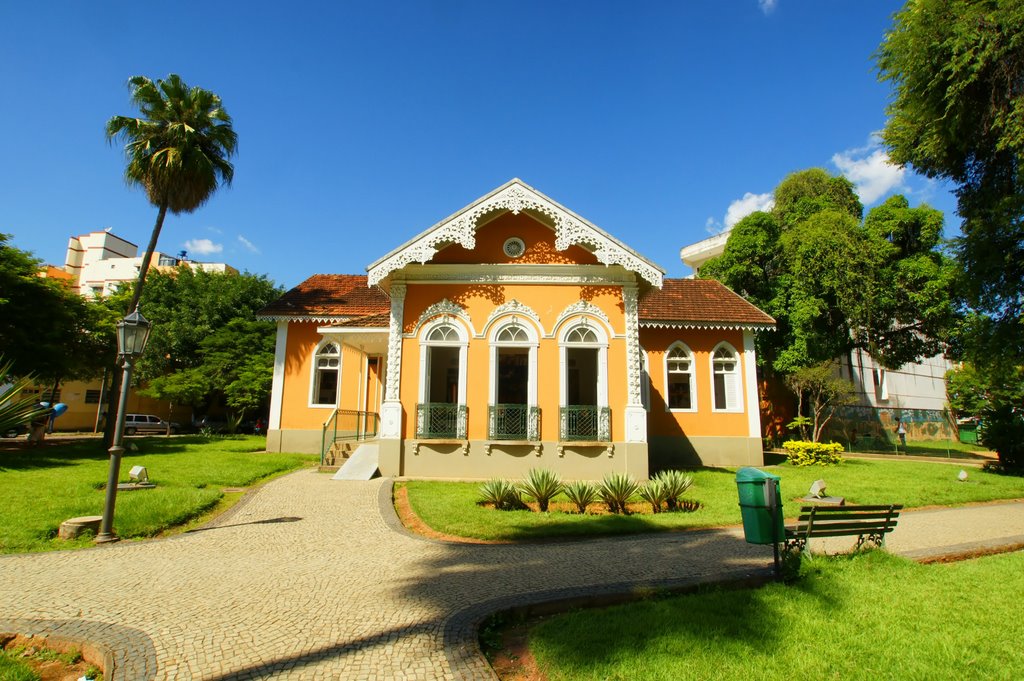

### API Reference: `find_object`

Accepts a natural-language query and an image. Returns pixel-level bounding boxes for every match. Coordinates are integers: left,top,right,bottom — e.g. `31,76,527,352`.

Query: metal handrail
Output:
320,409,380,465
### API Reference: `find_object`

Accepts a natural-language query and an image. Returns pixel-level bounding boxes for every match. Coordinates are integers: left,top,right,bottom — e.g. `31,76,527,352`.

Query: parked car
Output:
2,424,28,438
124,413,180,435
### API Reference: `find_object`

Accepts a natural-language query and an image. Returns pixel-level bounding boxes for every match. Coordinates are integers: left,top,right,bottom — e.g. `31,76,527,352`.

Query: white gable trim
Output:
367,179,664,288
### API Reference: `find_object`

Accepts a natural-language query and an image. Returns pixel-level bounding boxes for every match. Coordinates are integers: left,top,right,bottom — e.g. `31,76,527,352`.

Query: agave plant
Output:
653,469,695,511
478,478,524,511
637,478,668,514
0,357,47,436
563,480,599,514
599,472,639,514
518,468,563,512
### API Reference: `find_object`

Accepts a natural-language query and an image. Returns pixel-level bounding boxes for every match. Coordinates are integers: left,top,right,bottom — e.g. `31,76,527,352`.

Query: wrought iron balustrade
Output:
320,409,380,464
488,404,541,440
416,403,467,439
560,405,611,441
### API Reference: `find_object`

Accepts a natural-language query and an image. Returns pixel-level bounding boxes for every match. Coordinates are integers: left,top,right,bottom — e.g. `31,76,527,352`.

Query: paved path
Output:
2,470,1023,680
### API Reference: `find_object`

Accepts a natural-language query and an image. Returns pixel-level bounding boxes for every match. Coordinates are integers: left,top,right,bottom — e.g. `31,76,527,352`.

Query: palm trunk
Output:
128,201,169,313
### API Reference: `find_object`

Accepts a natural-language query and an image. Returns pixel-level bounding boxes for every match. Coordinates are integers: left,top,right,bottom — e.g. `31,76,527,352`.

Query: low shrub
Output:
478,479,525,510
599,472,639,514
783,440,845,466
653,469,694,510
563,480,599,514
637,479,667,513
980,405,1024,471
518,468,563,512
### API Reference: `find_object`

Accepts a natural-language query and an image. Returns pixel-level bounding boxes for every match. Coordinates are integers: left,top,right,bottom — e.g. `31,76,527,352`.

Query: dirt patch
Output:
485,618,547,681
393,485,508,544
1,634,103,681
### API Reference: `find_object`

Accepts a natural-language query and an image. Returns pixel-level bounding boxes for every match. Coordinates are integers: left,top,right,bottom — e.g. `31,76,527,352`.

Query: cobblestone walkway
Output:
2,469,1022,680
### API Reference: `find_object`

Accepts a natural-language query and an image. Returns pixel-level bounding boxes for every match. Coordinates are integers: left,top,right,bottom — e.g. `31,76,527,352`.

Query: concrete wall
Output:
266,428,323,454
648,434,763,471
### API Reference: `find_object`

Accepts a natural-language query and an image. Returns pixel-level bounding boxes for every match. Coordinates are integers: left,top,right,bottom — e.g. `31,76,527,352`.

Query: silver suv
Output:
124,413,179,435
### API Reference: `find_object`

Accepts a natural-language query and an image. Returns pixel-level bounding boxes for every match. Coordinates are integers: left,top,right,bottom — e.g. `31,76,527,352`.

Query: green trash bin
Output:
736,467,785,545
958,423,978,445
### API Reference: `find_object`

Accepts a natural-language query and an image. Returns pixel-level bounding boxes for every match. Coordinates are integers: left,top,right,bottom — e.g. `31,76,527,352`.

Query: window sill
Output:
557,441,615,458
484,440,542,456
410,438,469,456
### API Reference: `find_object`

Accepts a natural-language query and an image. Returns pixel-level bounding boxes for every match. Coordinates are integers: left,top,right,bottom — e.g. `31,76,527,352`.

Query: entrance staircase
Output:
331,443,380,480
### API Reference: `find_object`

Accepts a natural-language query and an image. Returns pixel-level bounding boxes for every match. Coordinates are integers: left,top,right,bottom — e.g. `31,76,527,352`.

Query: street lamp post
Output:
95,309,152,544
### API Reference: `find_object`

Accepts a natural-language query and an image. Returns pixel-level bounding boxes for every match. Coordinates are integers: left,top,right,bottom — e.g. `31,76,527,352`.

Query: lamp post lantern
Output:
95,309,152,544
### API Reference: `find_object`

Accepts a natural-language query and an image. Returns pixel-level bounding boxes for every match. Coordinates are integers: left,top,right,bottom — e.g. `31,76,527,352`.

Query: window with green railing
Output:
560,405,611,441
488,404,540,440
416,403,467,439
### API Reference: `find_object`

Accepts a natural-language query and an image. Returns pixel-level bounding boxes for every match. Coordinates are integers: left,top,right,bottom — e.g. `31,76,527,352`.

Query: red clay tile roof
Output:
639,279,775,328
330,312,390,328
259,274,390,320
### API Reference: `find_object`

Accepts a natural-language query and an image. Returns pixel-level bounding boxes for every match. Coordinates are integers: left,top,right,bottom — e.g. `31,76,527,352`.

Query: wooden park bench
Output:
784,504,902,556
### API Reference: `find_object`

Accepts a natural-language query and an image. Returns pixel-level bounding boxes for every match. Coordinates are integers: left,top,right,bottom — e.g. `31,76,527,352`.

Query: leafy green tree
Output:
877,0,1024,363
702,169,957,376
784,363,856,442
106,74,237,313
127,268,282,416
0,234,116,389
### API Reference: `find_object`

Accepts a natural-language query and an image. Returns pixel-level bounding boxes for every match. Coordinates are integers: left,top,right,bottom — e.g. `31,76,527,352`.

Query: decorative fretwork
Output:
385,283,406,401
485,299,541,334
416,299,466,332
559,406,611,441
556,300,611,332
623,285,642,406
416,403,468,439
367,181,663,287
489,404,541,440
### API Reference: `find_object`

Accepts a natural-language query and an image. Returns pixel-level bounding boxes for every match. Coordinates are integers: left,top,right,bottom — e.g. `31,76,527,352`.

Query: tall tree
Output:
701,168,957,376
106,74,238,313
876,0,1024,364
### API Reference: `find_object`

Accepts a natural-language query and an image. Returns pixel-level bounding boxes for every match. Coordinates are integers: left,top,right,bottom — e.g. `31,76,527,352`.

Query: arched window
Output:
311,342,340,406
417,320,469,438
489,320,539,440
665,343,695,411
559,320,610,441
712,343,742,412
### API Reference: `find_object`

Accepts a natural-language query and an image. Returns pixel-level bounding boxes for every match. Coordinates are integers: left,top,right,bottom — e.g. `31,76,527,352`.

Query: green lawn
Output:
525,550,1024,681
403,458,1024,541
840,437,991,458
0,436,313,553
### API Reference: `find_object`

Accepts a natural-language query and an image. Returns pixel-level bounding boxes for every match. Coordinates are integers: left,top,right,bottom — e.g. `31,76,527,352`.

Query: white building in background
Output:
680,231,954,442
64,229,236,298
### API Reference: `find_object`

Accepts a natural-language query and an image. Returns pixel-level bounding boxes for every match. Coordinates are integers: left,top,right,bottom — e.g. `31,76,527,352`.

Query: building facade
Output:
261,180,775,479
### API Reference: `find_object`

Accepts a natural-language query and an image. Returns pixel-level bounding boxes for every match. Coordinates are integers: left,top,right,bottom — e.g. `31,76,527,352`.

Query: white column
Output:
623,284,647,443
742,329,761,438
268,321,288,430
381,283,406,439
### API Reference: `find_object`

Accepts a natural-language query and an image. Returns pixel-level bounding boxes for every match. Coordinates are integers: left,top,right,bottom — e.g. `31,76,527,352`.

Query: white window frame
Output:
488,318,539,409
711,342,743,413
664,341,697,412
309,340,342,408
558,319,609,410
418,318,469,406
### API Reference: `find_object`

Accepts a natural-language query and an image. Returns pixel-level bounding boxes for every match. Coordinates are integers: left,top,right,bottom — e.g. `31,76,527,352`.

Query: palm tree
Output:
106,74,238,312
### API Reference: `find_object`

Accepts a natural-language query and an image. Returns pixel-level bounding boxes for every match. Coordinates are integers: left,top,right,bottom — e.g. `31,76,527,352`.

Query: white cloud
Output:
725,192,775,228
705,216,725,235
184,238,223,255
237,235,260,254
759,0,778,15
832,137,906,205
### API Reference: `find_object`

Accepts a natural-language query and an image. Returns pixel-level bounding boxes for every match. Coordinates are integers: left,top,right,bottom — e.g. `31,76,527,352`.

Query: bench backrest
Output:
794,504,902,539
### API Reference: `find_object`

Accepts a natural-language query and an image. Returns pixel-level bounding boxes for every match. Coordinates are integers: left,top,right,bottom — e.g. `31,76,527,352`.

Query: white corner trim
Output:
268,322,288,430
743,330,760,437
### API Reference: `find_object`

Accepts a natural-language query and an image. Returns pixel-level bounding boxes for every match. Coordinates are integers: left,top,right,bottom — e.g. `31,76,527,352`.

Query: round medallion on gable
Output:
503,237,525,258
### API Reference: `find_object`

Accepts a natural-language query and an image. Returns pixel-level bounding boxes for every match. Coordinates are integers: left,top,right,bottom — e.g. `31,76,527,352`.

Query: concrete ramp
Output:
332,443,380,480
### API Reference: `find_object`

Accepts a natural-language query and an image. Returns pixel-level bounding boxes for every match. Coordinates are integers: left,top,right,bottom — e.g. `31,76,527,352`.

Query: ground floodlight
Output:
958,469,968,482
129,466,148,483
809,479,827,498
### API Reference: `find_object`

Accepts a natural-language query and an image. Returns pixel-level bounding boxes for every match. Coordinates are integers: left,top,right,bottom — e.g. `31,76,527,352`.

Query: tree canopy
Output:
701,168,957,376
877,0,1024,363
115,268,282,416
0,234,116,384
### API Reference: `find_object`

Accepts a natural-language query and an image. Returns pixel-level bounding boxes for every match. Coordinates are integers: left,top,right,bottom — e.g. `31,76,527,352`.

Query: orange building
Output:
261,180,774,479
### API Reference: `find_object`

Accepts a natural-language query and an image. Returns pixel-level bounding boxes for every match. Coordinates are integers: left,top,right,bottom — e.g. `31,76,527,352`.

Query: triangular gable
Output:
366,178,665,287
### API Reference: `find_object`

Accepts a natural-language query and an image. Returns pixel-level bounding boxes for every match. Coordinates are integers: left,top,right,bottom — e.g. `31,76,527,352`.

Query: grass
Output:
0,436,314,553
842,437,990,458
525,550,1024,680
402,458,1024,541
0,651,39,681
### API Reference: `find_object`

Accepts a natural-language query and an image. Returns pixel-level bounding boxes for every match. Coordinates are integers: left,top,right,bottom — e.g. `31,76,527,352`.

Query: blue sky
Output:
1,1,956,289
